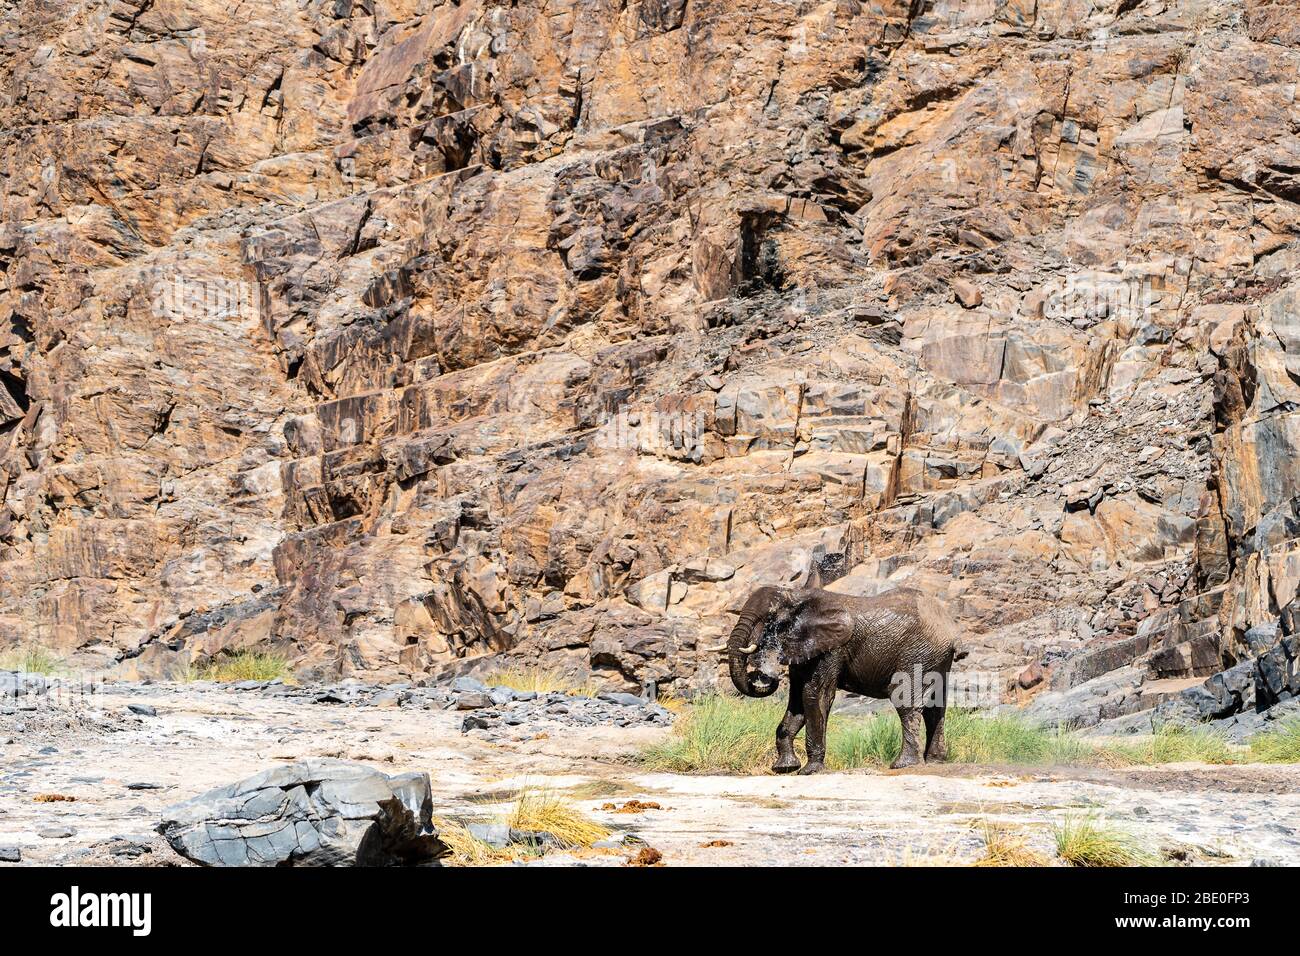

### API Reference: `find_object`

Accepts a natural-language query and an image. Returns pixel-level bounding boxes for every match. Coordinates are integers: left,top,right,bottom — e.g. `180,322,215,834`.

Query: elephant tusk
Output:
698,644,728,653
738,643,757,654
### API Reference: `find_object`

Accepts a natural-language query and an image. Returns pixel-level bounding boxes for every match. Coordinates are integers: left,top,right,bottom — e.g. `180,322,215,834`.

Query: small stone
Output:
128,704,157,717
950,277,983,309
850,304,887,323
456,692,492,710
599,692,645,708
0,846,20,862
450,677,488,694
38,827,75,840
467,823,512,848
1017,662,1045,690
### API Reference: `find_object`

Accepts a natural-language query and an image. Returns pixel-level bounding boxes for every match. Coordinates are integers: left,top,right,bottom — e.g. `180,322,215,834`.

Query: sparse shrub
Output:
0,643,64,674
1248,718,1300,763
1053,814,1158,867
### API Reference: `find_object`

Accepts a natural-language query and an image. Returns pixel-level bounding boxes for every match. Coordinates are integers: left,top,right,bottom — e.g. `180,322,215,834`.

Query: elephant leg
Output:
772,670,806,774
891,706,924,769
797,664,836,775
923,704,948,762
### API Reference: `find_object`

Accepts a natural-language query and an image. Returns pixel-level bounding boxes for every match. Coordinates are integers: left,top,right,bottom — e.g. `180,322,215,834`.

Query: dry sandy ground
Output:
2,682,1298,867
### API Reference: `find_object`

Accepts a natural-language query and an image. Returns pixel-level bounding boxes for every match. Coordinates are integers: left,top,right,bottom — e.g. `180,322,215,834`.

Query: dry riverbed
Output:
2,680,1298,867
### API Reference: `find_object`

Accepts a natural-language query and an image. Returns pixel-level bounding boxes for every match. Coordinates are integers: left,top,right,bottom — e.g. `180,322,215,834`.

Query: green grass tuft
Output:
1104,722,1237,765
1053,814,1159,867
1248,717,1300,763
827,710,903,770
0,644,64,674
641,695,786,774
944,710,1098,765
640,694,1300,774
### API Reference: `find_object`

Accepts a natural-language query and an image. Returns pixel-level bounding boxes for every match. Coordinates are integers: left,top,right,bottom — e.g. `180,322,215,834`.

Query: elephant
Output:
724,585,958,774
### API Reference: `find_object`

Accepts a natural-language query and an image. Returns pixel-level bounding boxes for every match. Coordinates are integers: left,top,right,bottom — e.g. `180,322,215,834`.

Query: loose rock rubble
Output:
169,674,677,736
0,672,137,741
0,670,675,745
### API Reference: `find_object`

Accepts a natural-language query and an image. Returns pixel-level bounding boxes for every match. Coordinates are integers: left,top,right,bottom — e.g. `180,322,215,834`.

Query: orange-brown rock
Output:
0,1,1296,716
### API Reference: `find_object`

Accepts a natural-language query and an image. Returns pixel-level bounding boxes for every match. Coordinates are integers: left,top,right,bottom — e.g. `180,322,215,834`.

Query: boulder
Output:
158,759,447,867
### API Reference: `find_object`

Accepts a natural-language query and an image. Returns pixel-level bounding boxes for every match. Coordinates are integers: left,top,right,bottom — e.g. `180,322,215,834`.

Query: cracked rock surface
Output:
157,758,447,866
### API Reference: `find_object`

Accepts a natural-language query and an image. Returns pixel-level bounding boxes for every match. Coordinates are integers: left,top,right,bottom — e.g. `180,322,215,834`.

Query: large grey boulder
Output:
158,759,447,867
1019,665,1146,729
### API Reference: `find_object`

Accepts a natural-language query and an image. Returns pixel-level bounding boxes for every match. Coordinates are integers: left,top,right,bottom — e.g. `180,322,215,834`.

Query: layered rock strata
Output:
1,1,1297,724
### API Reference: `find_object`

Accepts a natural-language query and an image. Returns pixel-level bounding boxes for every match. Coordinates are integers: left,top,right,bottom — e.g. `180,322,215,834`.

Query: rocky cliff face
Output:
1,0,1297,722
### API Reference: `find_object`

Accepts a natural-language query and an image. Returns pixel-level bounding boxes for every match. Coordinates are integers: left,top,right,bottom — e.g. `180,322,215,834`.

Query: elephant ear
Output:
781,595,855,665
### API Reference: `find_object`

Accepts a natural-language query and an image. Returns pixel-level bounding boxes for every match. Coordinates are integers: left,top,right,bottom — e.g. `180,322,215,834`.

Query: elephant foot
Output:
771,756,801,774
925,745,948,763
890,753,923,770
796,761,825,775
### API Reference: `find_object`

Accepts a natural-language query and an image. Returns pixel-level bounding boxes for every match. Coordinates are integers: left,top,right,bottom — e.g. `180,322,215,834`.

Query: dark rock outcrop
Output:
158,759,447,867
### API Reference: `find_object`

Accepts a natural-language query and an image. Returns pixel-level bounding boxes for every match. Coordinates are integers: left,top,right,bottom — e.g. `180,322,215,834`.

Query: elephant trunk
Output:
727,587,779,698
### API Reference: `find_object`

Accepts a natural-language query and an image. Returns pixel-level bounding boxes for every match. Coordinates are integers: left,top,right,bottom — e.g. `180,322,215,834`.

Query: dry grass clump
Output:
0,643,64,674
432,818,513,866
972,821,1053,867
436,788,611,866
188,650,293,683
508,788,611,849
1053,814,1159,867
653,691,688,714
482,665,601,697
